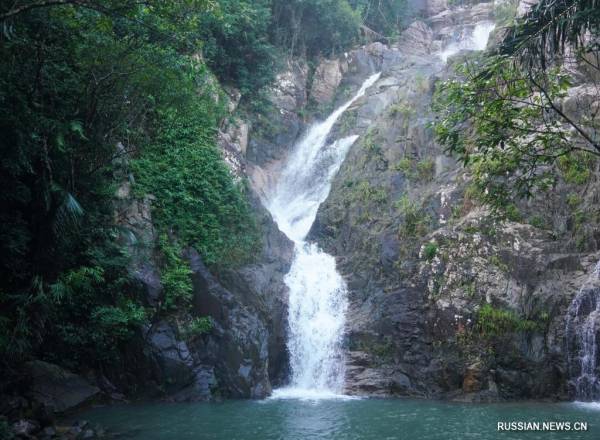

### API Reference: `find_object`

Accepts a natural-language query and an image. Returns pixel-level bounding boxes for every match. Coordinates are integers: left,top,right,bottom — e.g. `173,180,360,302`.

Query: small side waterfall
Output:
439,22,496,63
268,73,380,398
566,261,600,401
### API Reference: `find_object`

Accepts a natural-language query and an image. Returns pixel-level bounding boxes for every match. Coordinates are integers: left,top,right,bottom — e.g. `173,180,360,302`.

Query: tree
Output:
430,0,599,210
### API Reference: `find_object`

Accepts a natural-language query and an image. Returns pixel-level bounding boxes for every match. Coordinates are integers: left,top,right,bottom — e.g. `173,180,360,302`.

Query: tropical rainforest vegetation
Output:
0,0,415,374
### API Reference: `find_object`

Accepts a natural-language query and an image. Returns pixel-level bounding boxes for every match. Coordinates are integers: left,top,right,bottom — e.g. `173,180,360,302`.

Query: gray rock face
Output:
399,21,434,55
426,0,448,16
26,361,100,413
306,7,600,401
187,249,272,398
269,60,309,110
310,60,343,104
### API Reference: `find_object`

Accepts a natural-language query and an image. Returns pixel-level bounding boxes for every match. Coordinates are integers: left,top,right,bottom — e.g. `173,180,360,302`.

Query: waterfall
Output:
566,261,600,401
439,22,496,63
268,73,381,399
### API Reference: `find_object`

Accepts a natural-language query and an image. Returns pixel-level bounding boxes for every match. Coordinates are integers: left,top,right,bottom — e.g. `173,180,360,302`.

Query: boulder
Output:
11,419,39,438
398,21,434,56
222,85,241,114
141,322,197,391
268,60,309,111
309,60,343,105
26,361,100,414
426,0,447,16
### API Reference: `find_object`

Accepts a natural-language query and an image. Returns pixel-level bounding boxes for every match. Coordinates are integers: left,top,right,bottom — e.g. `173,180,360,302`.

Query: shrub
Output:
567,193,582,207
132,100,261,267
398,197,429,237
418,158,435,182
528,215,545,229
424,241,438,260
557,155,591,185
159,235,193,311
391,156,413,176
87,302,147,360
505,204,522,222
352,181,387,204
182,317,213,342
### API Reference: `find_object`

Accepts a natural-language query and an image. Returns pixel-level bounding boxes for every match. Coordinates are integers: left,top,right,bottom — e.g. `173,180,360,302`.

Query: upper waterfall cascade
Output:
267,73,380,399
439,21,496,62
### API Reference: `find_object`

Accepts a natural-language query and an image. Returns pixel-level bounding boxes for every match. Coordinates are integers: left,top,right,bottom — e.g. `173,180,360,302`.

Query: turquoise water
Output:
67,397,600,439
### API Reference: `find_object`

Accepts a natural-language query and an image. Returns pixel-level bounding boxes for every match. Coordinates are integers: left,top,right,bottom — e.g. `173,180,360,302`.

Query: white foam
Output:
269,388,361,401
439,22,496,63
570,401,600,411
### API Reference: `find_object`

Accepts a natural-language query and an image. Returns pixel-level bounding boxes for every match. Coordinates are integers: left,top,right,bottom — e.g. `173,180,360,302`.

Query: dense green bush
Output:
131,97,261,268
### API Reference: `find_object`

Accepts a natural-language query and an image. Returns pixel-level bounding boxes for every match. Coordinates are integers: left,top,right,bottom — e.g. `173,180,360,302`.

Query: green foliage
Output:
504,204,522,222
391,156,413,176
389,101,416,130
573,209,587,230
424,241,438,260
489,254,508,271
198,0,278,94
397,196,429,237
182,317,214,342
132,98,261,268
431,0,600,218
349,0,409,38
494,0,519,23
557,154,591,184
158,235,194,311
271,0,362,56
413,72,429,94
417,158,435,182
496,0,600,70
567,193,582,207
88,302,147,360
352,181,388,204
474,304,538,339
528,215,545,229
49,267,105,303
0,0,262,372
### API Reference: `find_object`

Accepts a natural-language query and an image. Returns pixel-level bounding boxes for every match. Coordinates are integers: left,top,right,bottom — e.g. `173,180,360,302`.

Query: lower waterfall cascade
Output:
567,261,600,402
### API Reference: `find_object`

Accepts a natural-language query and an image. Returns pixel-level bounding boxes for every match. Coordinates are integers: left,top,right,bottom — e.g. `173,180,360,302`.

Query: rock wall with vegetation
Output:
306,0,600,401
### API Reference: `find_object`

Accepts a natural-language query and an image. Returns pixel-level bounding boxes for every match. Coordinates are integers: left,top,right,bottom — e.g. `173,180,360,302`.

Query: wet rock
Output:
69,426,83,436
11,419,39,437
26,362,100,414
42,426,57,437
187,249,273,398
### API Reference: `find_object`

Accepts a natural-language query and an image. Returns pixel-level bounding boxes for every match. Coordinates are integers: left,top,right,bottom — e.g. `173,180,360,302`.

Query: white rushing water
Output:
268,72,380,399
439,21,496,63
566,261,600,402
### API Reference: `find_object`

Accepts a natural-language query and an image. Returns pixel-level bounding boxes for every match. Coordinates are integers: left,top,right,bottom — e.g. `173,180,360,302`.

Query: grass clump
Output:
418,157,435,182
474,304,538,339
